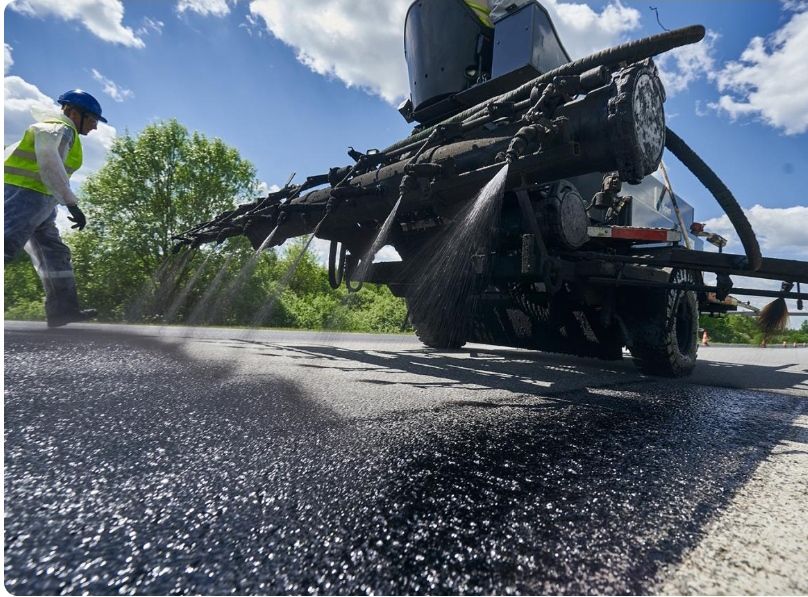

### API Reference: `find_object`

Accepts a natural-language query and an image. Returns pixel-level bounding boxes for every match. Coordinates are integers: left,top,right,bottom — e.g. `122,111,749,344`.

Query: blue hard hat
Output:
57,89,108,123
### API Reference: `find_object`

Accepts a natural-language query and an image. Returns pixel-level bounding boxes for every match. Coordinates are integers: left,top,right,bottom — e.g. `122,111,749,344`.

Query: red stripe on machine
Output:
587,226,681,242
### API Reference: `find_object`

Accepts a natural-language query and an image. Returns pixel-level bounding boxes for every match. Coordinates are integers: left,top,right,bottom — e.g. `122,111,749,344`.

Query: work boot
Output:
47,309,98,328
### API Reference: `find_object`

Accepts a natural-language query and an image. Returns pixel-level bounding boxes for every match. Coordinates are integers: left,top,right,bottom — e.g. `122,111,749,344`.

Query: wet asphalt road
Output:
4,321,807,595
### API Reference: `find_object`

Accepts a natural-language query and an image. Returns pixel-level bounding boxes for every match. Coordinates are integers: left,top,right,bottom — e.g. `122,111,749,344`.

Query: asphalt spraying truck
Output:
174,0,808,377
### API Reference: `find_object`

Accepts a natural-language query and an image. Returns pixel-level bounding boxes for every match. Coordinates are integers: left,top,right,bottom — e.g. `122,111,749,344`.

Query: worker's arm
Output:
33,123,80,207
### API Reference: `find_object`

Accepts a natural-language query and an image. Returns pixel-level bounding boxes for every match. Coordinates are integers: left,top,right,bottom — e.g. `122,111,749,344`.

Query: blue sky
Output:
3,0,808,309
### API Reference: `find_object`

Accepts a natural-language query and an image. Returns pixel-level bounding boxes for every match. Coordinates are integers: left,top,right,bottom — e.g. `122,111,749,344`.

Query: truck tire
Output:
407,298,467,350
623,269,699,377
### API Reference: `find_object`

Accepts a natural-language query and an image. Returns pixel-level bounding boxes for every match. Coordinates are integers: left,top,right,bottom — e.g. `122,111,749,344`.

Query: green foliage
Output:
4,119,409,333
4,252,46,320
700,313,808,345
4,253,43,305
345,284,410,333
4,298,46,321
254,238,408,332
699,313,762,344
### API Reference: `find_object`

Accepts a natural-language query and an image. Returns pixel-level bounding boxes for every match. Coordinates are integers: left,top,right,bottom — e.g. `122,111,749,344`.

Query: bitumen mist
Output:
125,248,193,322
249,233,318,328
204,241,274,323
186,253,238,325
352,195,404,285
163,250,215,323
406,163,510,342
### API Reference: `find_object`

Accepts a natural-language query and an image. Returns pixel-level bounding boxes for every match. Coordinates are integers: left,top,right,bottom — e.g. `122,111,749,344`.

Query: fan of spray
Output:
405,163,510,344
163,250,216,323
351,196,403,285
126,249,194,322
758,281,793,338
186,253,238,325
249,233,319,328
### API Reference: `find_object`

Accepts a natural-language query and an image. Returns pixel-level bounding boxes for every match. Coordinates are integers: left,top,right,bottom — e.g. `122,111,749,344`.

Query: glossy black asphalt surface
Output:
4,322,807,595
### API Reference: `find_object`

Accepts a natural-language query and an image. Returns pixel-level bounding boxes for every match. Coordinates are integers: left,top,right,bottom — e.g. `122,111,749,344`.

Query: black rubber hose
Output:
328,240,340,288
384,24,705,154
328,240,347,289
664,127,762,272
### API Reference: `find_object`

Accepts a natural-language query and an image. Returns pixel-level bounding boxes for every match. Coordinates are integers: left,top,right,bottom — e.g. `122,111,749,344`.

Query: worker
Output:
465,0,534,27
701,330,710,346
4,89,106,327
465,0,494,27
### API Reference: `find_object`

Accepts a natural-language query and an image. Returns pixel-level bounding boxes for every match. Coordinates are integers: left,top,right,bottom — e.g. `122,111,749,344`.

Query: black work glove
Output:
67,204,87,231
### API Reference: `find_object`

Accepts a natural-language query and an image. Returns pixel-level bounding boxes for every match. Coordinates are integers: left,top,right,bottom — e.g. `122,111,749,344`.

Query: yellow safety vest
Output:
4,118,83,195
465,0,493,28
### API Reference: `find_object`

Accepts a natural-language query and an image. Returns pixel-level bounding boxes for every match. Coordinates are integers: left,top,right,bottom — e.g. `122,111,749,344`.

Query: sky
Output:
3,0,808,314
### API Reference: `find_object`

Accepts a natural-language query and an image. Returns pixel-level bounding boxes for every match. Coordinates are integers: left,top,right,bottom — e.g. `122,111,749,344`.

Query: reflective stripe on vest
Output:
465,0,493,27
4,118,83,195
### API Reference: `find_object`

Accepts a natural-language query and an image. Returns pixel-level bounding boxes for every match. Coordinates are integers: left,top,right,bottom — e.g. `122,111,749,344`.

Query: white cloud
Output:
308,238,331,266
4,43,13,74
176,0,235,17
246,0,640,105
540,0,640,59
253,181,280,196
91,68,134,102
709,6,808,135
9,0,144,48
137,16,165,36
694,100,708,117
374,245,401,263
703,204,808,261
3,75,59,144
308,238,400,267
4,74,117,191
54,205,74,231
781,0,808,11
239,13,266,37
248,0,410,104
656,30,718,96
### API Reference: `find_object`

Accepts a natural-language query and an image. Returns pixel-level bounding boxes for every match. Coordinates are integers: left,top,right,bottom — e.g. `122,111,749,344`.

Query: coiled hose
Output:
665,127,762,272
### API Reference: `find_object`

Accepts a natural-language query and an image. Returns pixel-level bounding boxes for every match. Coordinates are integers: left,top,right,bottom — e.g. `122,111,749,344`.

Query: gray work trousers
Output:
4,184,82,318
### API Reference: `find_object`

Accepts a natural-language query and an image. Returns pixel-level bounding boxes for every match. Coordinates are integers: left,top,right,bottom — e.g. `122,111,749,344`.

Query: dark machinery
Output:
174,0,808,377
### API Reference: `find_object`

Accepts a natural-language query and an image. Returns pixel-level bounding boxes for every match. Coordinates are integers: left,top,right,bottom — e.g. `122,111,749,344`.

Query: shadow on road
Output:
4,325,806,594
232,339,808,398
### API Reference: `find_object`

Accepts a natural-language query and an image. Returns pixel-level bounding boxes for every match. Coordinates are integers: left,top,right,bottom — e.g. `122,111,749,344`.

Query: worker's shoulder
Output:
32,117,72,130
30,119,75,139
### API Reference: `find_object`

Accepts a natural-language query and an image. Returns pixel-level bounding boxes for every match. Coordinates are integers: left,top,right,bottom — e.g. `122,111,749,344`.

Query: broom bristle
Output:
758,297,789,337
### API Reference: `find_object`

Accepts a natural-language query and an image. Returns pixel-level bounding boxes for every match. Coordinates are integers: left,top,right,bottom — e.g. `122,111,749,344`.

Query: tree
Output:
73,119,257,318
